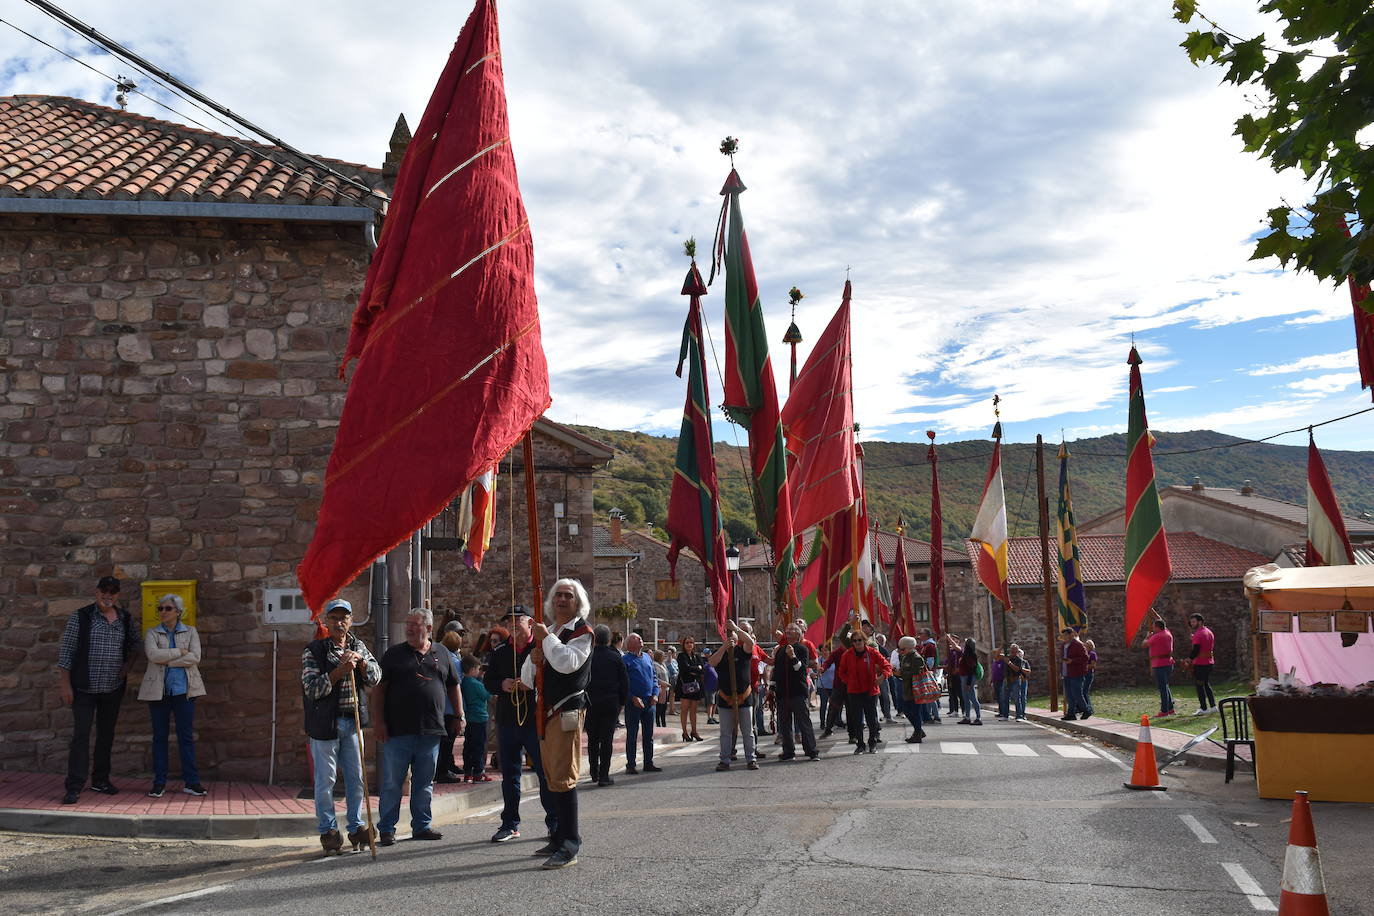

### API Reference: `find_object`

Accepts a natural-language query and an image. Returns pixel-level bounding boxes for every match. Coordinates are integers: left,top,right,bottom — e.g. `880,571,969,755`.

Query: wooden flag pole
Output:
1037,435,1060,713
351,668,378,859
522,432,547,738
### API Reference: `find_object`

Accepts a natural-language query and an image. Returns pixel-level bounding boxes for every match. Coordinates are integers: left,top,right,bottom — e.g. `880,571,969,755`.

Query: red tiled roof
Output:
970,532,1270,587
738,528,960,569
0,95,382,207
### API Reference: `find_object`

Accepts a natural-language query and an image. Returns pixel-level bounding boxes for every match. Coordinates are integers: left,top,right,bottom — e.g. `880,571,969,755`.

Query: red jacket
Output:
837,647,892,696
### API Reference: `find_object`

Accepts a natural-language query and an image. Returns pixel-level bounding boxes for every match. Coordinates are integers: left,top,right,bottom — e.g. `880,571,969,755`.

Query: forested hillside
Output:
572,425,1374,546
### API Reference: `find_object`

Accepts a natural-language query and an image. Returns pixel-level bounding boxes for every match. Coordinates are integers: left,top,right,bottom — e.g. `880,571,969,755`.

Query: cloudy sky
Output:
5,0,1370,450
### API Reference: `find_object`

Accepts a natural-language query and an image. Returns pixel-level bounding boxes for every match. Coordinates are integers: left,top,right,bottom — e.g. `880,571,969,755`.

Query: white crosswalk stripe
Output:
997,743,1038,757
940,742,979,755
882,744,920,754
1047,744,1098,759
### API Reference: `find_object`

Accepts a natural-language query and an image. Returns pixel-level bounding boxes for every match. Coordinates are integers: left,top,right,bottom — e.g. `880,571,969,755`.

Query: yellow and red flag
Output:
969,423,1011,609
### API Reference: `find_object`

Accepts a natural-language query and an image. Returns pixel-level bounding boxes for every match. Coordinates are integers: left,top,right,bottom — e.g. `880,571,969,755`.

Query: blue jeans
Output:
378,733,440,834
1082,672,1095,712
901,699,926,738
149,694,198,786
1153,665,1174,714
1009,679,1027,718
1063,675,1086,717
994,680,1009,718
309,716,364,834
497,720,555,834
960,675,981,720
624,701,655,766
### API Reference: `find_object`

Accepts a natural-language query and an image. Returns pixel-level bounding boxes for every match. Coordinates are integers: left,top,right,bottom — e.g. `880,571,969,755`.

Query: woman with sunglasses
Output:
137,595,207,797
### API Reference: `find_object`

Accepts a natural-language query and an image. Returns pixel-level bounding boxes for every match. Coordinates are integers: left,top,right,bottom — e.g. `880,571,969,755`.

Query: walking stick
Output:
351,667,378,859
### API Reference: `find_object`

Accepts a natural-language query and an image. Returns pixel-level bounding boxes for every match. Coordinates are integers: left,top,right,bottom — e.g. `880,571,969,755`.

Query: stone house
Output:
590,519,711,651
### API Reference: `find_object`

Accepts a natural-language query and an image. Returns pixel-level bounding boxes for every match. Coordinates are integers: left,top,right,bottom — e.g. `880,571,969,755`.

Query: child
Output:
459,656,492,782
1082,638,1097,718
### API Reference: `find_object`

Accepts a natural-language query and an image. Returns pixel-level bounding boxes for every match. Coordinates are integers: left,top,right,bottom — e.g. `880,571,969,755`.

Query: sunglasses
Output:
157,605,177,612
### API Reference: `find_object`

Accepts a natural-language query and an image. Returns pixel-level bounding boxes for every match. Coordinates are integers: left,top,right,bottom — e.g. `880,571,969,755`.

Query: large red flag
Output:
927,432,944,636
1123,347,1171,644
1342,218,1374,399
890,529,917,643
1305,431,1355,567
298,0,550,613
666,260,732,637
781,281,856,534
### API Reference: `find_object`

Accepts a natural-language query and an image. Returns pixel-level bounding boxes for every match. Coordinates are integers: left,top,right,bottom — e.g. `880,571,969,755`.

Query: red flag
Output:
781,281,855,534
890,530,917,643
927,432,944,636
665,261,733,637
1341,218,1374,400
1305,431,1355,567
298,0,550,614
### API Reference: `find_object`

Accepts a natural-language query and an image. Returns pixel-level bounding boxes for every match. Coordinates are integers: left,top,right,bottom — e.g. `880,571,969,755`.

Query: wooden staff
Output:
522,432,546,738
351,667,377,859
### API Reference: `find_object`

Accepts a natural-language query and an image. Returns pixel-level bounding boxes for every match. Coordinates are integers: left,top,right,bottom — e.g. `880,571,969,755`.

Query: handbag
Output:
912,670,941,703
679,678,701,698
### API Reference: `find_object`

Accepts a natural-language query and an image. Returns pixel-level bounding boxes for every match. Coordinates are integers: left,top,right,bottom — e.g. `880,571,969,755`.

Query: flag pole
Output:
522,432,546,738
1036,435,1059,713
351,668,377,859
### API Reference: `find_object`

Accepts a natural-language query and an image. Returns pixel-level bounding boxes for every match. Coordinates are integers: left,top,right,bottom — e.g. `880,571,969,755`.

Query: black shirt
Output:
379,642,457,737
772,642,811,697
588,644,630,705
716,645,752,698
484,638,537,726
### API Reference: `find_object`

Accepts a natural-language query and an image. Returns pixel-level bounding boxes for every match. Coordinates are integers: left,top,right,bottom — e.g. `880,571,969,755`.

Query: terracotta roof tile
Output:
0,95,383,208
977,532,1271,587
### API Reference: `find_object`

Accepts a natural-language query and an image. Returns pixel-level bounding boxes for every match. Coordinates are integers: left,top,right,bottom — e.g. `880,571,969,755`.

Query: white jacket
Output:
138,625,206,701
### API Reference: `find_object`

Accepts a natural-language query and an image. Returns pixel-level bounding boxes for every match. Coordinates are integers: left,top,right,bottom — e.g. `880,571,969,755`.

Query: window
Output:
914,602,931,623
655,579,680,601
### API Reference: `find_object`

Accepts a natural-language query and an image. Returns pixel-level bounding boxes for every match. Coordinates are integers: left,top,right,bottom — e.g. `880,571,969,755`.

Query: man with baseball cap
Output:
58,575,141,804
302,598,381,853
483,604,557,845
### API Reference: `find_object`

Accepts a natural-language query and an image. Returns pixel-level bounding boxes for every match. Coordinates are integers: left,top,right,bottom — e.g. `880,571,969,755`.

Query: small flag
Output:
1123,346,1171,644
461,466,497,570
1305,431,1355,567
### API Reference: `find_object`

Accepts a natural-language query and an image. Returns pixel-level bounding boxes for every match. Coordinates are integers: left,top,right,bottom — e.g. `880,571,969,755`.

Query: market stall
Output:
1243,564,1374,803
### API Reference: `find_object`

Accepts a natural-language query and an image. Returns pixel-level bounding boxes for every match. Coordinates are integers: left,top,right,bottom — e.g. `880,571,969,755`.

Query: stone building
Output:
590,519,711,650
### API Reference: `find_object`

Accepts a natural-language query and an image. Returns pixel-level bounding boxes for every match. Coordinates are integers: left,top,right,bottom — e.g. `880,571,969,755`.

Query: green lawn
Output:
1030,679,1252,736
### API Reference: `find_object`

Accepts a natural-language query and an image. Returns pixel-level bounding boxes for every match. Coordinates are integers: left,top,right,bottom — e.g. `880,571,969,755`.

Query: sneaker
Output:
61,791,80,805
715,762,731,771
706,717,719,725
491,827,520,843
183,784,207,797
1079,713,1092,720
806,752,820,760
1191,708,1207,717
852,745,865,755
866,745,878,754
541,848,577,869
957,718,972,725
473,773,492,782
1015,716,1027,722
777,752,796,761
89,782,119,795
972,720,983,726
532,841,559,856
755,751,768,759
1156,711,1173,719
147,784,165,798
746,760,759,770
412,828,443,841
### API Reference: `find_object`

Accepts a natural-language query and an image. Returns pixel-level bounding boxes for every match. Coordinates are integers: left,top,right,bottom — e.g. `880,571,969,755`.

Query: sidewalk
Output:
1024,706,1245,774
0,725,672,840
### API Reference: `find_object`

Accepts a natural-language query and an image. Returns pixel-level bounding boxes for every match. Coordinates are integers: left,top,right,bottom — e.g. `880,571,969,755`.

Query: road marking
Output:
1222,863,1277,911
670,742,717,756
940,742,978,755
882,744,920,754
997,743,1038,756
104,885,232,915
1047,744,1098,759
1179,813,1218,844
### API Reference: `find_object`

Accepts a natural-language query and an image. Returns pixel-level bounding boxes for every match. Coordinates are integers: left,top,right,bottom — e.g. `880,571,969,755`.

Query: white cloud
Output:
1251,351,1358,375
1154,385,1196,393
1286,373,1361,394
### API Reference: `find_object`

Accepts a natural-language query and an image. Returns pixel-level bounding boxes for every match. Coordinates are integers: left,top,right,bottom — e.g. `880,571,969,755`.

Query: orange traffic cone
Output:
1278,791,1329,915
1123,714,1166,791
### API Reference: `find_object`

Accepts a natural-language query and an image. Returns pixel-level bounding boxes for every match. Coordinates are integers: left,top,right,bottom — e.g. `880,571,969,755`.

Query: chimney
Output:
610,513,623,545
1191,476,1204,491
1240,480,1254,496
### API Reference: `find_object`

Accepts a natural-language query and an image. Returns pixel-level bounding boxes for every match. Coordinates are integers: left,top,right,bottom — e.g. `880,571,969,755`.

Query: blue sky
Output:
4,0,1370,451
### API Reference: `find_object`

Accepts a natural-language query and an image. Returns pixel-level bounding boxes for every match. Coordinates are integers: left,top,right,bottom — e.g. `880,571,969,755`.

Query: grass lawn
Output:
1030,679,1252,736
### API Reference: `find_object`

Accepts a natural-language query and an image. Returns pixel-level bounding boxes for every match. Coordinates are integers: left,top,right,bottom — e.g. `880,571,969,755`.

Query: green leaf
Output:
1252,229,1295,265
1172,0,1198,24
1220,36,1268,84
1181,30,1224,63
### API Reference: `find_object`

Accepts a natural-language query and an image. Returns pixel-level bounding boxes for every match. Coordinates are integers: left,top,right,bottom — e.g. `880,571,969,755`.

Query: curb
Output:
1024,709,1229,773
0,772,541,841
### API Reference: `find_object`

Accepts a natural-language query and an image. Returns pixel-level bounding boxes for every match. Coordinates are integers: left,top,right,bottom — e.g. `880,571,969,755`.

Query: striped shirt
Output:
301,635,380,716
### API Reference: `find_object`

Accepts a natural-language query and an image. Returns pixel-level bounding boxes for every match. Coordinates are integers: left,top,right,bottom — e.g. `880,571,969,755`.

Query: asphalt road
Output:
7,715,1370,915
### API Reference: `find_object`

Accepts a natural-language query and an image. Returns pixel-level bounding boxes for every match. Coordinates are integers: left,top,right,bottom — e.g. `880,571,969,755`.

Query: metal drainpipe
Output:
372,554,390,655
623,555,641,604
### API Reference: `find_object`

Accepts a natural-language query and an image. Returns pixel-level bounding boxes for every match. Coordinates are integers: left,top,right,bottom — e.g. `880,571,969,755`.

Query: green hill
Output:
572,425,1374,546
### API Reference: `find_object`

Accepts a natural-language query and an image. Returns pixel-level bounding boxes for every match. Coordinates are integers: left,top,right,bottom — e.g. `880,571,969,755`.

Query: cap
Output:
502,604,532,620
96,575,121,593
443,620,466,634
323,598,353,616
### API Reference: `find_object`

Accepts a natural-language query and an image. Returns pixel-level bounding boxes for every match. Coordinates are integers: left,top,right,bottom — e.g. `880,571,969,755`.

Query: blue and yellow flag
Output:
1055,442,1088,630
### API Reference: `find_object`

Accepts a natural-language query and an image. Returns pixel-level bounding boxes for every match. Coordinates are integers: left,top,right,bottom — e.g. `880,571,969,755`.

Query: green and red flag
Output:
1305,430,1354,567
890,526,918,643
712,167,795,589
927,431,945,635
797,444,873,644
1055,443,1088,630
1341,218,1374,400
666,260,733,638
1123,346,1171,644
299,0,549,617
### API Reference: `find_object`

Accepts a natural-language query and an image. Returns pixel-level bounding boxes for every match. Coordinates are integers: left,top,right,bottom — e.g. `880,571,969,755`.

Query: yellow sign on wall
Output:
140,580,198,633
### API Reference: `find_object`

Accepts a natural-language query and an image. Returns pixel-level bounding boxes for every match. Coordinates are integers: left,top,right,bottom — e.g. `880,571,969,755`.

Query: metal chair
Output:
1215,697,1255,783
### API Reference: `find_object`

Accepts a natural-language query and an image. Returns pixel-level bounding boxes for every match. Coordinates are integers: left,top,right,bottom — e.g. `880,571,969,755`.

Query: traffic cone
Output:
1278,791,1329,915
1123,714,1166,791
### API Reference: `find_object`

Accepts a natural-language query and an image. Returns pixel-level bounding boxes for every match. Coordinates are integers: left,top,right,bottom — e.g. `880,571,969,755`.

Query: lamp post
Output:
725,545,741,623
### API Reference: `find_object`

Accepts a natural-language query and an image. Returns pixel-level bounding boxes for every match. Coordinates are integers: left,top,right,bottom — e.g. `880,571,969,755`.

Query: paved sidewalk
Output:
1024,706,1250,775
0,726,681,840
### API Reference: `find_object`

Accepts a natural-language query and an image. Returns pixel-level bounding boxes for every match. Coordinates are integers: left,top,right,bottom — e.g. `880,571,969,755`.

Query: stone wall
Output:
0,212,372,784
591,528,710,650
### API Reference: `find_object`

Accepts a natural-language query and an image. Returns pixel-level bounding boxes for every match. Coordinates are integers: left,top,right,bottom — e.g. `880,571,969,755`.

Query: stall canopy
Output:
1244,564,1374,687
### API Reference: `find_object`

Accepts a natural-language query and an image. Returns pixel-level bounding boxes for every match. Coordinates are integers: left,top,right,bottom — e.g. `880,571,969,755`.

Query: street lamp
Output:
725,545,741,623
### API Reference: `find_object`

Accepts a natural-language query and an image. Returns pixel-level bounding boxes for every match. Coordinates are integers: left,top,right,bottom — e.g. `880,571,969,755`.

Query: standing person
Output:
944,634,964,719
919,629,942,724
772,625,819,761
991,647,1009,721
621,633,660,774
58,576,141,804
484,606,557,845
651,650,670,728
817,656,836,729
585,625,627,787
1082,637,1098,717
675,637,705,741
1004,644,1031,721
138,594,206,797
819,636,850,738
373,608,461,846
874,634,895,722
435,628,465,782
1145,616,1176,718
708,620,758,771
838,631,892,753
663,648,678,720
1186,614,1217,715
301,598,381,854
1059,628,1090,721
460,656,492,782
520,579,595,870
956,637,983,726
894,637,928,743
